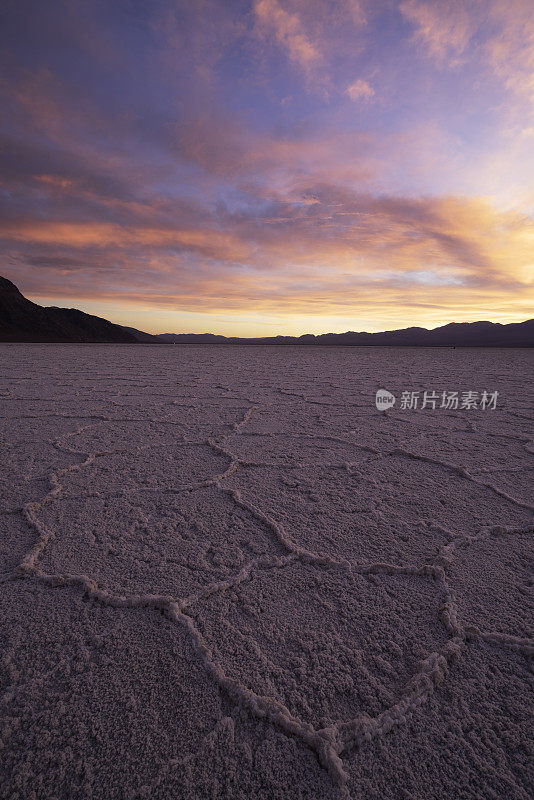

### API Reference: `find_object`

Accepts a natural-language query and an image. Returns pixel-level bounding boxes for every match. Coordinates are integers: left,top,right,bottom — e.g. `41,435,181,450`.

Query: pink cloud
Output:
254,0,323,78
400,0,475,66
346,78,375,101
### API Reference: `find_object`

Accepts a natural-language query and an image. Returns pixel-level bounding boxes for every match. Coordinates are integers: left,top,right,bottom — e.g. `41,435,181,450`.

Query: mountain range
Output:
1,276,533,346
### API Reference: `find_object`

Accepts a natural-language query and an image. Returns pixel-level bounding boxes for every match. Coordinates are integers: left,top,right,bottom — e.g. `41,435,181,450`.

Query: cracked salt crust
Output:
0,344,532,800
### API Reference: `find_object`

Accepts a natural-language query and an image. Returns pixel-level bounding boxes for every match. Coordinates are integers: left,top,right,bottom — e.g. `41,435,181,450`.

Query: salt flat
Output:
0,344,532,800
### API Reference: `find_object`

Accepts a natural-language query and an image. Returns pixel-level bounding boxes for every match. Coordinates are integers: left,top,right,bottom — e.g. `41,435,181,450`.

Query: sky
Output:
1,0,533,335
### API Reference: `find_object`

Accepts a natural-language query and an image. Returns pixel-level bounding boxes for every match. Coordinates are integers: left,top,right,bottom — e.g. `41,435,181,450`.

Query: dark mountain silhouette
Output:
0,276,136,343
1,276,533,345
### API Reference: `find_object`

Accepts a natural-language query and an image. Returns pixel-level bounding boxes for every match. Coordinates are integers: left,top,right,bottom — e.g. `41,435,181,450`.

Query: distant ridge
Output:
1,276,533,345
150,321,534,347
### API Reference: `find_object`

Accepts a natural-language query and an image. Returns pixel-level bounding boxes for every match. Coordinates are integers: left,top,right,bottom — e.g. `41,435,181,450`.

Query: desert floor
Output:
0,344,532,800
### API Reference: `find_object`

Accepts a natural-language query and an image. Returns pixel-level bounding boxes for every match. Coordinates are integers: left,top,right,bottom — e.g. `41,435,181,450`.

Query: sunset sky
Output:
1,0,533,335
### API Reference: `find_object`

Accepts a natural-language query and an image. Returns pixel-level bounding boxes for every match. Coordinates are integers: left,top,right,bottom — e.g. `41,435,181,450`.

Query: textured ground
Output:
0,344,532,800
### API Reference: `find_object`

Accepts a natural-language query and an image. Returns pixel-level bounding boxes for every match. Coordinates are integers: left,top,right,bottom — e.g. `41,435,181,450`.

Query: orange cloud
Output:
1,222,252,261
5,193,532,327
